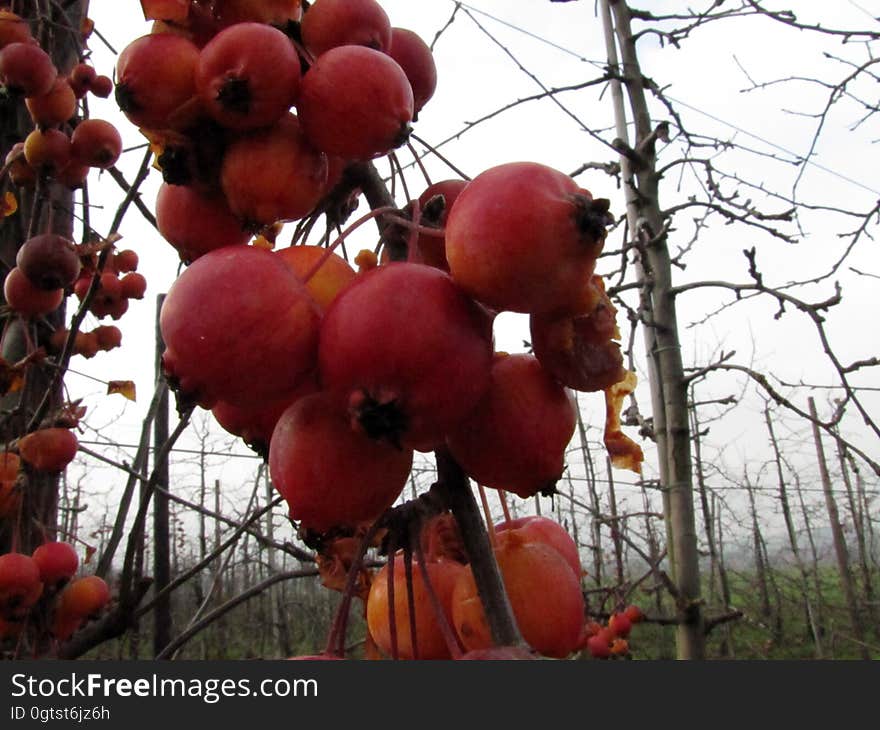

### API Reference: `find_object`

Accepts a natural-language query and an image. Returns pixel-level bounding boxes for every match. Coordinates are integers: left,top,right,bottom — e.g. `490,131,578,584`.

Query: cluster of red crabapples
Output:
123,0,435,262
0,427,77,528
1,8,119,193
2,231,134,526
578,604,646,659
131,0,646,660
0,0,650,659
0,435,109,653
0,539,110,648
2,9,140,352
0,9,120,653
305,513,647,660
366,514,589,660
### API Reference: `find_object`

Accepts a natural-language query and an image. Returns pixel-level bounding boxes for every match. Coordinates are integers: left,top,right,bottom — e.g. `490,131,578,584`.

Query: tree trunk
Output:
264,468,281,656
576,406,603,585
602,0,703,658
607,457,625,587
566,476,583,587
70,476,82,546
745,473,773,632
836,437,877,630
213,478,225,657
170,506,179,579
808,397,869,659
713,494,734,658
276,554,293,657
847,459,877,571
690,395,729,655
60,471,70,540
757,524,784,645
765,407,823,657
794,472,827,646
640,484,672,658
0,2,86,555
196,446,207,602
152,294,172,657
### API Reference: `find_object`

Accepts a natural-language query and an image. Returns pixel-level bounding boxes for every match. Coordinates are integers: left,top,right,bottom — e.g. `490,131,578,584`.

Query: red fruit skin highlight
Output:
297,46,413,161
446,353,576,498
445,161,610,316
160,246,320,409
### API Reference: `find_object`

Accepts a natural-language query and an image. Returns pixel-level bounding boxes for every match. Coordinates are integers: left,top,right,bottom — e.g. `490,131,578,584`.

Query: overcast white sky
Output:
69,1,879,554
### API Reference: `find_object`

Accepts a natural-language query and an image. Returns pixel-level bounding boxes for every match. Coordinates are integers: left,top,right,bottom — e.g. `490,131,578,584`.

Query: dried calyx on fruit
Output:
268,391,412,532
318,263,494,452
445,161,613,316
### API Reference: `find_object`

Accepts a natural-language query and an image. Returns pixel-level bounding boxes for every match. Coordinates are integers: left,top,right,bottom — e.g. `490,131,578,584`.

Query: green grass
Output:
622,565,879,660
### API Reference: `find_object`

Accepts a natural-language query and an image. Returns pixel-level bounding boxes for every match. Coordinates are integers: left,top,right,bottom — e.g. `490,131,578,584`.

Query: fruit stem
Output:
299,205,398,286
402,542,420,660
323,519,382,657
289,38,315,68
435,448,524,649
388,152,412,204
499,490,512,523
341,162,408,261
411,520,464,659
405,198,420,264
383,214,446,237
386,530,399,660
476,483,496,548
406,140,433,188
409,132,472,182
